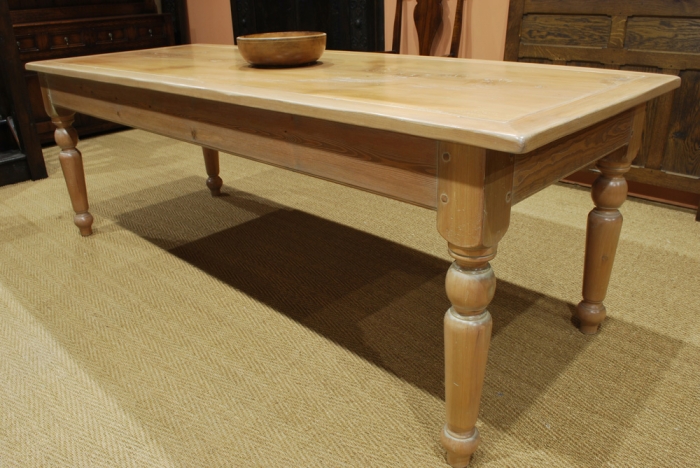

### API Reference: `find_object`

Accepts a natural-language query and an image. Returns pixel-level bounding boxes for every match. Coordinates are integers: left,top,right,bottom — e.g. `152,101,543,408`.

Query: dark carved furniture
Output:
389,0,466,57
505,0,700,219
389,0,468,58
389,0,442,55
10,0,176,145
0,0,46,186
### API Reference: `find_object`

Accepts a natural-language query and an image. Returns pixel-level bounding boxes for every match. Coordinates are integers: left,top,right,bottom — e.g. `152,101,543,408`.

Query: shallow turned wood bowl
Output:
236,31,327,67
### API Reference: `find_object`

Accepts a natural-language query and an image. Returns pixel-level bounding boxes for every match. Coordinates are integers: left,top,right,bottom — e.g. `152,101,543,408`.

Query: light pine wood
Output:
442,257,493,468
202,147,223,196
437,143,513,247
236,31,326,67
52,113,93,236
576,104,646,334
29,46,679,466
39,74,93,236
26,45,679,154
437,143,513,467
40,76,438,208
512,108,634,204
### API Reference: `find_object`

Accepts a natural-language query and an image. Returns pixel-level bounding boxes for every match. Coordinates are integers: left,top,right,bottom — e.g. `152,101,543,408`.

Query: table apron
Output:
41,74,639,210
42,74,440,209
512,108,636,204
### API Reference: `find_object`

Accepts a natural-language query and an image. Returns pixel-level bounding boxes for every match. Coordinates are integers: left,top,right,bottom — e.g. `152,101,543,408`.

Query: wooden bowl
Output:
236,31,327,67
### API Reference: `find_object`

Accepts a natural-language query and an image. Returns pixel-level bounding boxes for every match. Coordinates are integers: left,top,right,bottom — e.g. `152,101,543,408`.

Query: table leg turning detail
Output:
202,147,223,196
441,245,496,467
52,113,93,237
576,104,646,334
576,150,631,334
437,143,514,467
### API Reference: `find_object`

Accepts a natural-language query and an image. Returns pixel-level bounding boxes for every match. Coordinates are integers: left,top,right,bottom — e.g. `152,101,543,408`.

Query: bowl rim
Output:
236,31,327,42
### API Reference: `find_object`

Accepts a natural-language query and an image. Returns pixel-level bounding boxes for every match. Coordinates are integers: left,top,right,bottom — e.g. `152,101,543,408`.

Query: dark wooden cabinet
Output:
0,0,46,185
505,0,700,218
1,0,179,186
230,0,384,52
10,0,176,145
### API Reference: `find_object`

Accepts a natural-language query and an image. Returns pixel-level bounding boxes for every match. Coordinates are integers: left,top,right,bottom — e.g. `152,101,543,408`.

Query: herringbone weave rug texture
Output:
1,129,699,467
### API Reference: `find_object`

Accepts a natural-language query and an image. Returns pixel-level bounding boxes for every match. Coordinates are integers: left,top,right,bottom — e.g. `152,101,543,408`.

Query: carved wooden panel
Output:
664,70,700,176
522,0,699,17
625,17,700,54
505,0,700,202
520,14,611,47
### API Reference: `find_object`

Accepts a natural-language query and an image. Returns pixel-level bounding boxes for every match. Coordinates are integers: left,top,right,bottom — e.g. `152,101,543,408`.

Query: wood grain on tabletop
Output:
27,44,679,154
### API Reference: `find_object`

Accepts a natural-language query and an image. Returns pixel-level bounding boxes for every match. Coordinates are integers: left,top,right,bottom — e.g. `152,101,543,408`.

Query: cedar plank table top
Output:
27,44,679,154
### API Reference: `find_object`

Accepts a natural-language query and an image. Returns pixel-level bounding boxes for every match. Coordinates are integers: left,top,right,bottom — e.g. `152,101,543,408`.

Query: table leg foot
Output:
53,114,93,236
202,147,223,196
576,301,606,335
441,426,480,468
442,247,495,467
73,212,94,237
576,152,630,334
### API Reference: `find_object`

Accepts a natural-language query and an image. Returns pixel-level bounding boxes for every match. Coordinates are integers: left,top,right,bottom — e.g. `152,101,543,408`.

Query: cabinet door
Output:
16,14,176,143
506,0,700,182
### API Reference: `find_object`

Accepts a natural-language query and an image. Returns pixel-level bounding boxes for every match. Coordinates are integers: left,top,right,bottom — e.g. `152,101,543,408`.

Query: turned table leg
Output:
576,153,630,334
441,245,496,467
576,104,646,334
436,143,514,467
202,147,223,196
53,113,93,236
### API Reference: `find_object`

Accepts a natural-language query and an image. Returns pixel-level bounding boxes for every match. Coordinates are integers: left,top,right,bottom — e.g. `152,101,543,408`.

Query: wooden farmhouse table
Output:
28,45,679,467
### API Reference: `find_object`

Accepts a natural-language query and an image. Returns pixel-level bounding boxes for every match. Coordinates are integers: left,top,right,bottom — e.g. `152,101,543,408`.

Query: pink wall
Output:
184,0,508,59
186,0,234,44
384,0,510,60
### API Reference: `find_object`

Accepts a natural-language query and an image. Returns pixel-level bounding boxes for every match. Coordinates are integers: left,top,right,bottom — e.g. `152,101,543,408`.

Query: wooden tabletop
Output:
27,44,680,153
